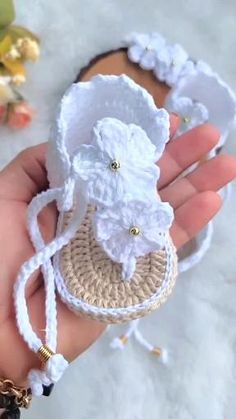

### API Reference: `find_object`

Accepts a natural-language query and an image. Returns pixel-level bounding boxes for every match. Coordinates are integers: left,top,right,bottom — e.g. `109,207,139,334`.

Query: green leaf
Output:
0,0,15,29
0,35,12,55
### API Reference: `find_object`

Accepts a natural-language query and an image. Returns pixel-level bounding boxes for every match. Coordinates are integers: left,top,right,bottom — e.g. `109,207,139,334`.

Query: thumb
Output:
0,143,48,203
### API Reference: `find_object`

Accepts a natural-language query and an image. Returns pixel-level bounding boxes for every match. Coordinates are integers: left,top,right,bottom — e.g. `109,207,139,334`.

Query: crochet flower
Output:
166,96,209,135
126,32,165,70
72,117,159,206
94,200,174,280
154,44,188,86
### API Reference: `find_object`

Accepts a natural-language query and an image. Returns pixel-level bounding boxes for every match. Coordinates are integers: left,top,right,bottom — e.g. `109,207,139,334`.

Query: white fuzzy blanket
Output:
1,1,236,418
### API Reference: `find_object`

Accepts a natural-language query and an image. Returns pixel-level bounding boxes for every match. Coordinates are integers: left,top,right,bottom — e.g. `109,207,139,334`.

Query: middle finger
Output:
157,124,220,189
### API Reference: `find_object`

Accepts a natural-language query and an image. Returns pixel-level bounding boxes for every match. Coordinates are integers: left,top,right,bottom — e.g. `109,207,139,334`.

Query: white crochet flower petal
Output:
47,75,170,188
125,32,165,50
128,123,156,162
124,165,159,202
94,200,173,280
128,44,143,63
154,48,170,81
166,96,209,134
72,144,105,181
100,233,134,264
122,256,137,281
154,44,188,86
94,212,123,241
178,60,196,80
164,44,188,86
93,117,129,159
87,169,124,206
140,50,157,70
145,201,174,231
126,32,166,71
74,117,160,205
132,235,163,256
128,32,150,48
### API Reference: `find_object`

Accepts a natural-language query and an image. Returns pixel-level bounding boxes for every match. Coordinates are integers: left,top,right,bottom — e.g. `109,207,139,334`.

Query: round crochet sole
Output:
54,206,178,324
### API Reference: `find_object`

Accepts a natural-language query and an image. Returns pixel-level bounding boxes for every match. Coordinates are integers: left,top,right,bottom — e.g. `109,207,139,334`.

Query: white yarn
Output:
110,320,140,349
14,107,172,395
160,348,169,364
14,32,236,396
45,354,69,383
14,180,88,395
27,355,69,397
28,370,51,397
134,329,153,351
110,337,126,350
27,188,60,351
134,329,169,364
125,32,236,274
110,320,169,364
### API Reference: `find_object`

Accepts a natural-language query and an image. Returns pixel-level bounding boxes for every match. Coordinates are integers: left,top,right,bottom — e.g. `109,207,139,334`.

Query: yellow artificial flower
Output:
11,74,26,86
0,35,26,85
0,79,15,105
16,37,40,62
5,45,21,60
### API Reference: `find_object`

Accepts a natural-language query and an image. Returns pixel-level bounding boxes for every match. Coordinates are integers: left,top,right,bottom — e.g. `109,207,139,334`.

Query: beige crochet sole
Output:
56,206,178,323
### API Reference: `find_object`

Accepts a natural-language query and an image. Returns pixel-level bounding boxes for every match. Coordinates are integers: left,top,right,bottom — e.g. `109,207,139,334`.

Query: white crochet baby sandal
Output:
77,31,236,272
14,73,178,395
13,31,236,398
50,74,178,323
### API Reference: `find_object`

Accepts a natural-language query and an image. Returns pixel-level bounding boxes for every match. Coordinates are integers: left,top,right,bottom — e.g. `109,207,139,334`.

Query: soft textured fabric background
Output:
1,1,236,418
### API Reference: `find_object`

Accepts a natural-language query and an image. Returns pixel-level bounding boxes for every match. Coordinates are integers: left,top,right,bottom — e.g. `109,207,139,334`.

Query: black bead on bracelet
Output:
0,395,20,418
0,381,54,418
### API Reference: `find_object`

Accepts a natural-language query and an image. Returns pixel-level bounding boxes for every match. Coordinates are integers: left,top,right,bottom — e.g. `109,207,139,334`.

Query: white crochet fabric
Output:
13,30,236,401
72,118,160,205
14,74,176,396
125,32,236,271
47,74,170,189
94,199,173,280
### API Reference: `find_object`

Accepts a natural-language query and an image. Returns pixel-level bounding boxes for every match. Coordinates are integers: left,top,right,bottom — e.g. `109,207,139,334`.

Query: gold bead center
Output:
110,159,121,171
145,45,153,52
182,116,191,124
129,226,141,236
171,59,177,67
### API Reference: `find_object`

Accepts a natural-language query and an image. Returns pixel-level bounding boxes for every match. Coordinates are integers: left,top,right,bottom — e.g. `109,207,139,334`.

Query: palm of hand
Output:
0,119,235,386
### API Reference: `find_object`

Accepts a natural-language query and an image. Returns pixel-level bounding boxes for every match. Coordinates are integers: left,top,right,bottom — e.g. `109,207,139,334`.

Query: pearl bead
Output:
129,226,140,236
109,159,121,171
182,116,191,124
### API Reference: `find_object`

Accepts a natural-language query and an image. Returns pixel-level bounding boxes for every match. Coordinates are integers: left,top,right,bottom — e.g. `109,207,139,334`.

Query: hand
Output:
0,115,235,386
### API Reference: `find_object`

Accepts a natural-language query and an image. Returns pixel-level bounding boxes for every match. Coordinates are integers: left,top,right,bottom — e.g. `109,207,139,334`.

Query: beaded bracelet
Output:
0,377,53,418
0,378,31,418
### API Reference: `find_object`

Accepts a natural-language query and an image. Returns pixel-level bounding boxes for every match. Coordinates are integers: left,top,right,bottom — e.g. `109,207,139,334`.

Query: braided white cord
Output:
27,188,59,351
14,183,88,395
110,320,139,349
134,329,168,363
27,177,76,350
15,192,87,351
